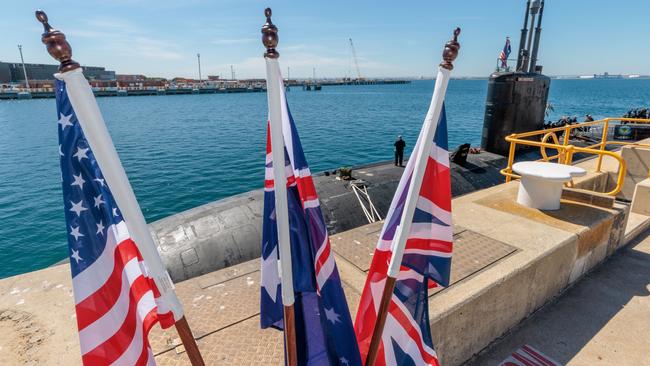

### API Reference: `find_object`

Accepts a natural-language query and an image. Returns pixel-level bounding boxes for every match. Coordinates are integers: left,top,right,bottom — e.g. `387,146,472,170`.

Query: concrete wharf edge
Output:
467,227,650,366
1,174,648,365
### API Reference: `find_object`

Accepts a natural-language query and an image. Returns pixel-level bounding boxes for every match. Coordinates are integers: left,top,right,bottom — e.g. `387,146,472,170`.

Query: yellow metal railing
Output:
500,117,650,196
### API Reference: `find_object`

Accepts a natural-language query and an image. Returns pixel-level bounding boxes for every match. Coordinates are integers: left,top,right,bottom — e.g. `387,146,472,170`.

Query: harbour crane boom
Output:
349,38,362,80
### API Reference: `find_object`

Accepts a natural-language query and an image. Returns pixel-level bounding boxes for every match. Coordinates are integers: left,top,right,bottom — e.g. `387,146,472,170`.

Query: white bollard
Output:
513,162,587,211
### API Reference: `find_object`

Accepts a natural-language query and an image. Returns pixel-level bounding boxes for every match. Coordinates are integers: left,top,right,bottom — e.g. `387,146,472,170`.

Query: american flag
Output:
55,77,175,365
354,105,452,366
499,345,562,366
260,60,362,365
499,37,511,68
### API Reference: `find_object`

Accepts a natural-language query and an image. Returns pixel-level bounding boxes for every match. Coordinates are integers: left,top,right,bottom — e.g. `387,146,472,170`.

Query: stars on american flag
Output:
58,113,73,130
70,225,84,241
71,173,86,189
73,146,89,162
93,194,105,209
71,249,83,264
69,200,88,217
61,143,120,271
59,106,119,275
96,221,105,236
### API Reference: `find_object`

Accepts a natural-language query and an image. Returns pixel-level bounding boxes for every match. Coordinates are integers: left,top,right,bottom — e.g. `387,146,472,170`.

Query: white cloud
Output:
131,37,183,60
211,38,257,45
69,17,183,63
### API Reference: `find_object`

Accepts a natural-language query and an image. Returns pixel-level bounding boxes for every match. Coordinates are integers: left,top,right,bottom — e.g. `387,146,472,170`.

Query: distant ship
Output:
592,72,623,79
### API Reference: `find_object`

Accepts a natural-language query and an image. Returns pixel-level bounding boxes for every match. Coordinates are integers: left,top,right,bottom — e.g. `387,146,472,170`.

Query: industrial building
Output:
0,61,115,85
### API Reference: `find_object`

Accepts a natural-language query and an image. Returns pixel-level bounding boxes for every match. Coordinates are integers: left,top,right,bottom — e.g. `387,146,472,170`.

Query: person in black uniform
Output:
394,135,406,167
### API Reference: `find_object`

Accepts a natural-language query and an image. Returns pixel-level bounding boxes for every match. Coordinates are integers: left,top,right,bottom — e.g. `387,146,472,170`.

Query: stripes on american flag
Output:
260,59,362,365
499,37,511,68
499,345,562,366
55,78,175,365
354,105,452,366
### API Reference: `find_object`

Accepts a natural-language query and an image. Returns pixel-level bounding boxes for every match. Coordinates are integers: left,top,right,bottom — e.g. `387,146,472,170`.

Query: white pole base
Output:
517,176,564,210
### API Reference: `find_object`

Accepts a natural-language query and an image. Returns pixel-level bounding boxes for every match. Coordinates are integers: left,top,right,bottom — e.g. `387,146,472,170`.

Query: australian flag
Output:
260,60,362,366
354,105,452,366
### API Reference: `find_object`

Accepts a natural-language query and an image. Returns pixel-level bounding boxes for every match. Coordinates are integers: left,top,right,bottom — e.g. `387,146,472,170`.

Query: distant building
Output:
171,77,199,84
116,74,146,83
241,78,265,83
0,61,115,85
143,77,167,87
207,75,220,81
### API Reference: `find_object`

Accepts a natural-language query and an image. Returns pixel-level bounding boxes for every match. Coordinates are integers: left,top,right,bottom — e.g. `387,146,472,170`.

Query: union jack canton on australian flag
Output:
355,105,453,366
260,62,362,366
55,77,175,365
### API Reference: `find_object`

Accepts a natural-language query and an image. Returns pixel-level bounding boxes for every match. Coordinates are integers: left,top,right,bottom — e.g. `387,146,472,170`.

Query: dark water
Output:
1,78,649,278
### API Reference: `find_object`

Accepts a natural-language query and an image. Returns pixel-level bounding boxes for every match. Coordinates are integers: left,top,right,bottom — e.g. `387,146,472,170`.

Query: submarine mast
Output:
482,0,550,156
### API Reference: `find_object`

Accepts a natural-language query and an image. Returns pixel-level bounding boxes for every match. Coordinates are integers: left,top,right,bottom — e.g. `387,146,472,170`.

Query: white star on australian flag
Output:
324,307,341,324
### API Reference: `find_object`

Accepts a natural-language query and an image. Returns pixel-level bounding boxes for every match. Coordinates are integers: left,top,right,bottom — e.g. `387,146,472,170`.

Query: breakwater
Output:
0,79,410,100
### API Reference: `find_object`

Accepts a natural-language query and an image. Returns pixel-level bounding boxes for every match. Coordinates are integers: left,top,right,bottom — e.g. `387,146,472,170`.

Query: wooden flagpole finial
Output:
35,9,80,72
261,8,279,59
440,27,461,70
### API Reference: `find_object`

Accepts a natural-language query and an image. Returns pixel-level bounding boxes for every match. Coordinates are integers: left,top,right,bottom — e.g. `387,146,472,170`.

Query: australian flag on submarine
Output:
260,60,362,365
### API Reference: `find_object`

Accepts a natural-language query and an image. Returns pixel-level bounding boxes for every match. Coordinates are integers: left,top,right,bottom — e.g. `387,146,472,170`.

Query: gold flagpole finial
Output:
35,9,80,72
440,27,461,70
261,8,279,59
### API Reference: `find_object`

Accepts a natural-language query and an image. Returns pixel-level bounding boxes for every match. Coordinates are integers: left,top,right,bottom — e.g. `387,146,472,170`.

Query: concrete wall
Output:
429,181,630,365
631,178,650,216
619,143,650,200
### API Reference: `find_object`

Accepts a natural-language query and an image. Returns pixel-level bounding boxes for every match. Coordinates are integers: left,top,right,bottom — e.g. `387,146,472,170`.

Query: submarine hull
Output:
151,152,508,282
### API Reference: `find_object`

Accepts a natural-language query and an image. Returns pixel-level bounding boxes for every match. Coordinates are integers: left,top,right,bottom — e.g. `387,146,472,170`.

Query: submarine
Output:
153,153,508,282
482,0,550,156
152,0,553,283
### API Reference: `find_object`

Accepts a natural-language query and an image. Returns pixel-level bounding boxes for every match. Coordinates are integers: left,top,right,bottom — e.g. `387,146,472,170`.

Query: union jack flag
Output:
55,77,175,365
354,105,452,366
260,60,362,365
499,37,511,68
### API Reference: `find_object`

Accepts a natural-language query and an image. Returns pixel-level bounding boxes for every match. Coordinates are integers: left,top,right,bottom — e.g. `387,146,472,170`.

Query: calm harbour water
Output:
1,78,649,278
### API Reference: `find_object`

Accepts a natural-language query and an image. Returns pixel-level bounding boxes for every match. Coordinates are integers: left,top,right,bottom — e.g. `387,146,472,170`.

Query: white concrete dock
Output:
467,227,650,366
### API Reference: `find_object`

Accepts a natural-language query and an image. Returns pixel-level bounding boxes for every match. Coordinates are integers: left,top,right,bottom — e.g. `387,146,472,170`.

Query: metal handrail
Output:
500,117,650,196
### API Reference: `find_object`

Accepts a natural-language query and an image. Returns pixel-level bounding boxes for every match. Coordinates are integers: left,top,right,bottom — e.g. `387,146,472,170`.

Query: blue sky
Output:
2,0,649,79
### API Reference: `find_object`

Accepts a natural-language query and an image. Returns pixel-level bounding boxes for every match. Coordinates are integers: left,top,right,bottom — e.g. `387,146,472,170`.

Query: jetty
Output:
0,79,410,100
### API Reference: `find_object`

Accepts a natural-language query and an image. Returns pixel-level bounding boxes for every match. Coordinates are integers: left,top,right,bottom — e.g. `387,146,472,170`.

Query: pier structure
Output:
0,78,410,100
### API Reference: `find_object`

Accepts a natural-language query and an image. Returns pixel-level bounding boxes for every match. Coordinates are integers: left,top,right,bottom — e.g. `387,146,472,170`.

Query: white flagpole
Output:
262,9,298,366
386,67,450,277
59,68,183,318
265,58,296,309
365,28,460,366
36,10,204,366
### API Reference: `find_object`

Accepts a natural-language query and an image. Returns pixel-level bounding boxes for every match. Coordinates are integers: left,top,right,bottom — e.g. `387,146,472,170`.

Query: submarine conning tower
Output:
482,0,550,156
